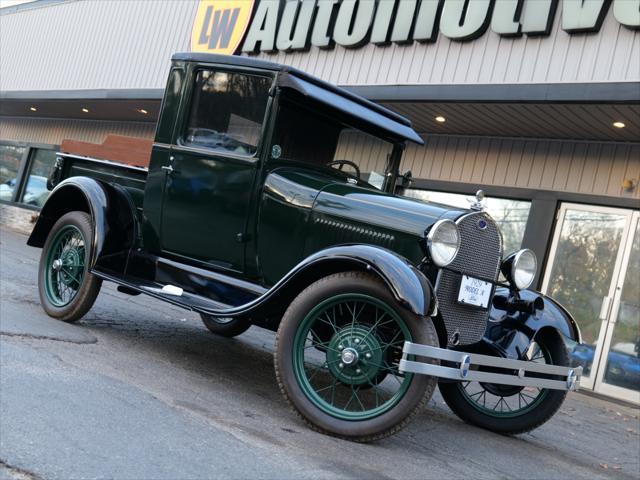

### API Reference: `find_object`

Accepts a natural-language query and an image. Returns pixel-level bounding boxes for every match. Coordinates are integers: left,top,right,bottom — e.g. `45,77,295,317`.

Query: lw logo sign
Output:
191,0,255,55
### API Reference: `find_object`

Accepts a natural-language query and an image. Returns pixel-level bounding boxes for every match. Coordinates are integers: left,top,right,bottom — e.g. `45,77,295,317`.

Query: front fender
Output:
202,244,436,321
27,177,137,273
483,287,582,360
293,245,436,316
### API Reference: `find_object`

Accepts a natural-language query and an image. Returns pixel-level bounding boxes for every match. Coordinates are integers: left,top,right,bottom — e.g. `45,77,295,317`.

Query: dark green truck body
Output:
27,52,582,441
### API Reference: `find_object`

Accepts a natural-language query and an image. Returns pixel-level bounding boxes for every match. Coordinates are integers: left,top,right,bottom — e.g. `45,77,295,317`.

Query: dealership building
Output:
0,0,638,403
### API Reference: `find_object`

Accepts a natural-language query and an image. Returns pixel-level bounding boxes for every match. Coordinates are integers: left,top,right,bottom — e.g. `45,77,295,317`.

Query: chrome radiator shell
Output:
435,211,503,346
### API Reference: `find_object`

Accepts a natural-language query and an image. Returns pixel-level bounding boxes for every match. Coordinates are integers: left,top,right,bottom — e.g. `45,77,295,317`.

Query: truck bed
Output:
56,135,150,191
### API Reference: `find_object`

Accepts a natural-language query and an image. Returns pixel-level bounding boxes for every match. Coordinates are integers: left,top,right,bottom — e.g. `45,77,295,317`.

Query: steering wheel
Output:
326,160,361,179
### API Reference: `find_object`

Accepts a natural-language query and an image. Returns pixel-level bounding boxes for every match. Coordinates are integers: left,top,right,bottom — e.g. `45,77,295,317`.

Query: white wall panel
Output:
338,133,640,199
0,117,155,145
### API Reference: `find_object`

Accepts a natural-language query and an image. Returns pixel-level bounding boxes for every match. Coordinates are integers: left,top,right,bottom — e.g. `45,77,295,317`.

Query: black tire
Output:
439,331,569,434
38,211,102,322
200,314,251,338
275,271,438,442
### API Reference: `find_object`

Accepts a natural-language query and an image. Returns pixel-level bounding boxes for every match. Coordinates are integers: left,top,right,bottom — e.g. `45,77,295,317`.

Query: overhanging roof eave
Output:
346,82,640,104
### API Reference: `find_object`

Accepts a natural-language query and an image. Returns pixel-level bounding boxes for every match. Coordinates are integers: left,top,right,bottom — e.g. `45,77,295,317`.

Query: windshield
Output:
271,98,394,190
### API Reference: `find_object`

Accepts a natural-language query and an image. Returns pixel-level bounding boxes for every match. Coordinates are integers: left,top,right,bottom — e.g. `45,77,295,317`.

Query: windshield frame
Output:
266,88,406,194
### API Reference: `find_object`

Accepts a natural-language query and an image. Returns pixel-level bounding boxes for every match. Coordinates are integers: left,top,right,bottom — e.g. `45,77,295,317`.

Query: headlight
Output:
426,219,460,267
501,249,537,290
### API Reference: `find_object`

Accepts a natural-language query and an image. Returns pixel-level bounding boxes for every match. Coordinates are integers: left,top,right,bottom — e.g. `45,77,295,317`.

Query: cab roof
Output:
171,52,424,145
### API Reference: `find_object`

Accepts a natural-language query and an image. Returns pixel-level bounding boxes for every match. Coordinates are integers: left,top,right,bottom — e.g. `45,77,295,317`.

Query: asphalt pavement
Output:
1,226,638,480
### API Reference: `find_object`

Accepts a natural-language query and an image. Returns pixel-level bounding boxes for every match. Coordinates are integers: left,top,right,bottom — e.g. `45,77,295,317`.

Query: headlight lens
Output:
503,249,537,290
426,219,460,267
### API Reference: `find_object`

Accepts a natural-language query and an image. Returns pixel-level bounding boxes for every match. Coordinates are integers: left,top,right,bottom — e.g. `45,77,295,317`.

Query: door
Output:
160,68,272,273
594,213,640,403
542,204,639,403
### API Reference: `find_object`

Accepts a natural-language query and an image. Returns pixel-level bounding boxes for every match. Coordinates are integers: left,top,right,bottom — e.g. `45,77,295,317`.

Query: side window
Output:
20,148,56,207
184,70,271,156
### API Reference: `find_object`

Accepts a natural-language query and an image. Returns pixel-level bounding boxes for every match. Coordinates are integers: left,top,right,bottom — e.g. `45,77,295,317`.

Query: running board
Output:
399,342,582,391
92,270,233,314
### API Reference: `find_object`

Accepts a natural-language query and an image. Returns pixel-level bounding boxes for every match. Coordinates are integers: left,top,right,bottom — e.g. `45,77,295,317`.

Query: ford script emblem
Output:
477,219,488,230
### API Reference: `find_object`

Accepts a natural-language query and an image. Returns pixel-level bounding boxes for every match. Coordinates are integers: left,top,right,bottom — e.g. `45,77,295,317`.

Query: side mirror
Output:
400,170,413,188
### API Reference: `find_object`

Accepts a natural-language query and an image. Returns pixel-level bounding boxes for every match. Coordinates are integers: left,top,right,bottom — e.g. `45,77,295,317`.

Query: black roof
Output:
171,52,423,144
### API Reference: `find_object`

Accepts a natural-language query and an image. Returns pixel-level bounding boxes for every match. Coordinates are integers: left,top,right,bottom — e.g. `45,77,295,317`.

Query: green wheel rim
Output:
44,225,86,307
292,293,413,421
457,342,550,418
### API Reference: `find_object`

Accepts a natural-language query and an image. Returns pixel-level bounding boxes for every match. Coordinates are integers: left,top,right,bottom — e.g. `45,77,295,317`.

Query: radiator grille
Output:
435,212,503,346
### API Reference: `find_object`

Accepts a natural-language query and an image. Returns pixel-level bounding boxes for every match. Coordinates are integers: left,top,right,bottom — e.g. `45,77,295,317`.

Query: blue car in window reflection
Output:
571,341,640,390
0,175,49,207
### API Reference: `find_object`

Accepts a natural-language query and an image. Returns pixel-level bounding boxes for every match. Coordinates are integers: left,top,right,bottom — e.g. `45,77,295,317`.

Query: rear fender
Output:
27,177,137,273
483,287,582,360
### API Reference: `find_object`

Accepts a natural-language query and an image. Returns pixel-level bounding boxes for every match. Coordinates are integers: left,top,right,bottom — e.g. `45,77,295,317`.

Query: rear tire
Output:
37,211,102,322
200,314,251,338
275,271,438,442
439,332,569,434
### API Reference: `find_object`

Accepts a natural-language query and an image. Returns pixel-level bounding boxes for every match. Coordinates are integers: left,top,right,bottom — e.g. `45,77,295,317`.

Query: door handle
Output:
599,296,612,321
161,165,174,174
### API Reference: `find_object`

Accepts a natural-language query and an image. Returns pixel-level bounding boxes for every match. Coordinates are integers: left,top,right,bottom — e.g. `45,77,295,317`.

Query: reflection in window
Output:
403,189,531,255
546,210,626,348
0,145,26,202
21,149,56,207
185,70,271,156
603,221,639,392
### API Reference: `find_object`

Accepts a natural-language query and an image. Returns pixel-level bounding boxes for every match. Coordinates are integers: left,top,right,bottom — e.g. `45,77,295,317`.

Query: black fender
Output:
27,177,138,274
482,287,582,360
199,244,436,322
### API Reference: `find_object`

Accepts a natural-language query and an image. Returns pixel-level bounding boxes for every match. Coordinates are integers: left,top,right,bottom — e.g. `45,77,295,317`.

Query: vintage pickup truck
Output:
28,52,582,441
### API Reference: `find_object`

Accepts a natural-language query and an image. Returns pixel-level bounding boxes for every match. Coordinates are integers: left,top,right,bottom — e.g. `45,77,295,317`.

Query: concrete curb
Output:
0,204,38,236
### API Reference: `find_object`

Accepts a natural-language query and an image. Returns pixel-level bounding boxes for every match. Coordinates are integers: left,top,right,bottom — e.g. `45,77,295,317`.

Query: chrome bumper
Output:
399,342,582,391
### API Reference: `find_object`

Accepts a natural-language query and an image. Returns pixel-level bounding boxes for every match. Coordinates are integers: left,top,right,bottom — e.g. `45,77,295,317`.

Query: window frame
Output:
0,141,59,210
17,146,58,208
176,65,275,162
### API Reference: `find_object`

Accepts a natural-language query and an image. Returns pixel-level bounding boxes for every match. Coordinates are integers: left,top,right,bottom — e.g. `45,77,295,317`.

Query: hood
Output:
314,182,467,237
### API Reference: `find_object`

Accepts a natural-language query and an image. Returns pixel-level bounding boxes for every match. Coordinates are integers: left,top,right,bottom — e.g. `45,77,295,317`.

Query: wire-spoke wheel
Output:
439,332,569,434
275,271,438,442
44,225,86,307
38,211,102,322
458,342,549,418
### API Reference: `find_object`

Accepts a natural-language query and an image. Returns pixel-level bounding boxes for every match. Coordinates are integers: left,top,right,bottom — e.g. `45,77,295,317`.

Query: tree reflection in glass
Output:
546,209,626,378
603,221,639,392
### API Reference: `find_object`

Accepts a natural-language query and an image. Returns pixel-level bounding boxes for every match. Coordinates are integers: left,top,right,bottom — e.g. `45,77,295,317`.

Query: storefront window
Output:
403,189,531,255
0,145,27,202
20,149,55,207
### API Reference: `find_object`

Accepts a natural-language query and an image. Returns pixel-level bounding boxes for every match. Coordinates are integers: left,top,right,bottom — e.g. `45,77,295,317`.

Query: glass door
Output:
595,213,640,403
542,204,634,391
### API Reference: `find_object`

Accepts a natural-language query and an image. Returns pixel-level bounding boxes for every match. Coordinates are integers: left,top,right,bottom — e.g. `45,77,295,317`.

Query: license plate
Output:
457,275,492,309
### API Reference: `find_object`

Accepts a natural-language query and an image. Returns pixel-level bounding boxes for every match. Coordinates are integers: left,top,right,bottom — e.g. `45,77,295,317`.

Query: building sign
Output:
191,0,255,54
191,0,640,55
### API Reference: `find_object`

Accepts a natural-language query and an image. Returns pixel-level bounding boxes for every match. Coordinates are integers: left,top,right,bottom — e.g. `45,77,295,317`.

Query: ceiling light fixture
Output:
82,108,89,113
138,109,148,114
613,121,626,129
435,116,446,123
29,106,37,112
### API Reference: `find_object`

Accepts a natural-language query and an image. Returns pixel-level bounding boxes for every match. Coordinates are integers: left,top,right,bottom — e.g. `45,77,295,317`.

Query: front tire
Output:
38,211,102,322
275,271,438,442
439,332,569,434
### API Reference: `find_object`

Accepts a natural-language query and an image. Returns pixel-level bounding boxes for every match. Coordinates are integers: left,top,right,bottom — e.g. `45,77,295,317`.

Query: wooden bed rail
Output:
60,135,153,169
